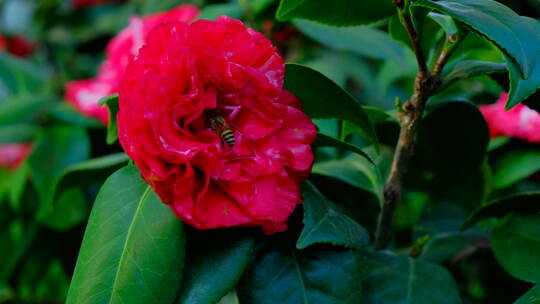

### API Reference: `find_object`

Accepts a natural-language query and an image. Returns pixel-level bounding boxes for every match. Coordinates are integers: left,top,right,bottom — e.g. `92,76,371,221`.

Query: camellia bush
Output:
2,0,540,303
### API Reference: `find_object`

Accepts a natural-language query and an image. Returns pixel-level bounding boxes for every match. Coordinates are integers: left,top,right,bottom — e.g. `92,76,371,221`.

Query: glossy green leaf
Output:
514,285,540,304
414,0,540,78
0,124,40,143
67,164,185,304
238,239,364,304
8,162,29,210
297,182,369,249
492,213,540,283
276,0,395,26
28,126,90,213
362,251,462,304
294,20,406,62
505,51,540,108
247,0,275,14
492,150,540,189
314,133,373,164
441,60,506,91
462,192,540,230
177,231,254,304
99,94,119,144
284,64,379,152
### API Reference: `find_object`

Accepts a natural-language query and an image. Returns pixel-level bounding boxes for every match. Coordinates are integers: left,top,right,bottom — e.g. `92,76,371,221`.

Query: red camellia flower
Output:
0,143,31,171
72,0,124,8
0,35,35,58
65,5,199,125
118,16,317,234
480,92,540,143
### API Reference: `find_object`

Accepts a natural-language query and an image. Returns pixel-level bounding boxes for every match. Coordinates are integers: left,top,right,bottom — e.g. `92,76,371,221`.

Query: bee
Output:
207,111,235,147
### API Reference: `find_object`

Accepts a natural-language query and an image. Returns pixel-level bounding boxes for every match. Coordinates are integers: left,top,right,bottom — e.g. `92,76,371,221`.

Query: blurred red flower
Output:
72,0,124,8
0,35,35,58
118,17,317,234
0,144,31,171
65,4,199,125
480,92,540,143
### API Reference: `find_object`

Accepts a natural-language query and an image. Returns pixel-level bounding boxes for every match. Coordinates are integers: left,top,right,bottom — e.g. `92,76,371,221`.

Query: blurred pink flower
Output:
0,143,31,171
479,92,540,143
65,4,200,125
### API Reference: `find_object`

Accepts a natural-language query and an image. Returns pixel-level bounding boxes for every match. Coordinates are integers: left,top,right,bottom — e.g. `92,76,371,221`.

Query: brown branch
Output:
373,5,454,250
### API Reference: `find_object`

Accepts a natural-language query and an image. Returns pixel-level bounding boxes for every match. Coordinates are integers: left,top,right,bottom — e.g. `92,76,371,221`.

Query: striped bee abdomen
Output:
221,129,235,147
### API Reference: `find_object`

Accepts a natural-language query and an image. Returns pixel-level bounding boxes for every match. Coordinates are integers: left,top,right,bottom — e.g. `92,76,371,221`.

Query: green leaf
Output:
312,154,380,196
177,231,254,304
294,20,406,62
504,51,540,108
362,251,462,304
492,150,540,189
492,212,540,283
0,53,49,94
314,133,373,164
514,285,540,304
246,0,275,14
276,0,395,26
441,60,506,90
428,12,458,39
297,181,369,249
28,126,90,213
0,93,53,126
238,239,363,303
54,153,130,201
413,0,539,79
284,64,379,152
99,94,119,144
415,101,489,170
47,103,102,128
40,188,89,231
462,192,540,230
199,3,243,20
0,124,40,143
8,162,29,210
67,164,185,304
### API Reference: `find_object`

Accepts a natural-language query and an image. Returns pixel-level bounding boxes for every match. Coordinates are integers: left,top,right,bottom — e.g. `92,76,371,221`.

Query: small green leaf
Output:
284,64,379,152
314,133,373,164
238,238,364,304
492,213,540,283
199,3,243,20
28,126,90,213
67,164,185,304
414,0,540,79
362,250,462,304
276,0,395,26
462,192,540,230
100,94,119,144
514,285,540,304
492,150,540,189
428,12,458,39
294,20,406,62
177,231,254,304
0,124,40,143
297,182,369,249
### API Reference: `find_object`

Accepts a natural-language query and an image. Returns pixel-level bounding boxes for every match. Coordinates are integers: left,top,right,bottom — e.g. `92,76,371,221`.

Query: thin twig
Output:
401,11,429,76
